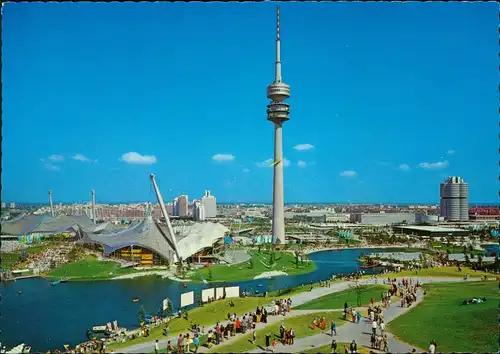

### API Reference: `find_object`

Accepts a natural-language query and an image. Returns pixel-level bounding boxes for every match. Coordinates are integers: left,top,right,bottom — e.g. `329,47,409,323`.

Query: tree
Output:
477,254,483,267
138,305,146,325
249,258,254,269
163,300,173,318
464,254,470,266
349,280,366,307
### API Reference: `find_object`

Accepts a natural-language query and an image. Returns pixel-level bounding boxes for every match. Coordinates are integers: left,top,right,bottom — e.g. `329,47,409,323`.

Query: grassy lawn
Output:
1,244,50,270
384,266,491,278
388,281,498,353
431,243,484,255
210,311,342,353
108,297,272,351
189,250,316,282
1,252,20,269
45,256,139,280
294,285,388,310
298,342,371,354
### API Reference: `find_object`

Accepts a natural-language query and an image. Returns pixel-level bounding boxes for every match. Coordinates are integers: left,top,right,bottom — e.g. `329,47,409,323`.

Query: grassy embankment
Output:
188,250,316,283
108,297,272,351
383,266,492,279
430,242,485,256
388,281,498,353
209,311,343,353
1,244,50,270
44,256,143,281
294,285,389,310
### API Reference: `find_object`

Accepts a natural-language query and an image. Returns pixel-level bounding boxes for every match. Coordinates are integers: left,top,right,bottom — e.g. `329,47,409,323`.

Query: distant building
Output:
177,195,189,217
193,200,205,221
415,213,444,224
172,198,179,217
440,176,469,221
201,190,217,218
350,212,416,225
9,202,15,209
1,202,6,209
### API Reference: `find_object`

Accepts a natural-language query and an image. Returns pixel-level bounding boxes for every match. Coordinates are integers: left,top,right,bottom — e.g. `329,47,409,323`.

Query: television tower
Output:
266,6,290,244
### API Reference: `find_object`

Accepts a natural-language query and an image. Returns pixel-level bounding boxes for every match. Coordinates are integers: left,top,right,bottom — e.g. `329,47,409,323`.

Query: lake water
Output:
1,245,497,351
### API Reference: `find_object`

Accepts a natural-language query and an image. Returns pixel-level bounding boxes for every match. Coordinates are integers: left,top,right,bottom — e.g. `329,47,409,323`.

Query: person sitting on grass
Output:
311,318,317,329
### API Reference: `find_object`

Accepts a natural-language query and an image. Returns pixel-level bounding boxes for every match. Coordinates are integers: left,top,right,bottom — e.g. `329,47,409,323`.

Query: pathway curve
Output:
246,290,425,353
119,276,480,353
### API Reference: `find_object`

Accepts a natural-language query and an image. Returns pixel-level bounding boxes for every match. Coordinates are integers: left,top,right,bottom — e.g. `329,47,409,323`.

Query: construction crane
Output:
150,173,182,265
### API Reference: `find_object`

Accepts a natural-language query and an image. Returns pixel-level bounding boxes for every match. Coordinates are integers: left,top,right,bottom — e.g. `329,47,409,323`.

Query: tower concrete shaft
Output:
266,6,290,244
91,190,96,224
48,190,54,218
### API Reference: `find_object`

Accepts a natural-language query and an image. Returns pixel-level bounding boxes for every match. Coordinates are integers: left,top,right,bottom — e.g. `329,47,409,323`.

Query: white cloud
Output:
418,160,449,169
242,168,250,173
293,143,314,151
340,170,357,178
398,164,410,171
72,154,95,163
447,149,455,155
212,154,235,162
255,158,290,168
297,161,307,168
45,164,60,171
120,152,157,165
48,154,64,162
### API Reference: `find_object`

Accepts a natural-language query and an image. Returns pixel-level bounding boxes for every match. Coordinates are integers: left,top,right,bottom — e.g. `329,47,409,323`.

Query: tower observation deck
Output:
267,6,290,245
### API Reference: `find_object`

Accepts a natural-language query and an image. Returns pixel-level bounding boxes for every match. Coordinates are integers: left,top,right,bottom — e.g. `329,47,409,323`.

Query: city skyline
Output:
3,2,498,204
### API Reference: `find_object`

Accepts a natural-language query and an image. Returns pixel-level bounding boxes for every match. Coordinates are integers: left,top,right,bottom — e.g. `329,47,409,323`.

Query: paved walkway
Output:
120,276,480,353
246,290,425,353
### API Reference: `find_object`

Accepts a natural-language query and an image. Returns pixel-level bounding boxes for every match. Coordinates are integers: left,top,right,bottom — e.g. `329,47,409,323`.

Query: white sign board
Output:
225,286,240,299
202,288,215,303
215,287,224,300
180,291,194,308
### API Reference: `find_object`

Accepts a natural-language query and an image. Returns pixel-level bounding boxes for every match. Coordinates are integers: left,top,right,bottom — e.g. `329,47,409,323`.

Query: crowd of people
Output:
21,244,74,273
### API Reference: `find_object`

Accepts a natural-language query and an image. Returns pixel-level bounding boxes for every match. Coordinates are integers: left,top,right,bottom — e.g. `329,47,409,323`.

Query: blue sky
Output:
2,2,498,204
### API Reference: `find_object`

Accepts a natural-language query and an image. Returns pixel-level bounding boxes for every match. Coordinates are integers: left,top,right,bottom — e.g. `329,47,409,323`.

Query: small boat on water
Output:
5,343,31,353
132,298,140,303
359,262,380,269
17,290,22,295
60,278,69,283
51,279,61,286
183,282,188,288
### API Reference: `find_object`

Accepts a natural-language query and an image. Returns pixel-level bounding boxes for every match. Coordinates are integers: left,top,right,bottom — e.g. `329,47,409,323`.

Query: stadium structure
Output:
1,211,229,266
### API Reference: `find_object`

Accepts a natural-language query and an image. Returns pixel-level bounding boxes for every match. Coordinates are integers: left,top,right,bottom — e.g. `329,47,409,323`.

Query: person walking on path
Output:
331,321,337,336
428,340,436,354
154,340,159,354
371,319,377,335
271,338,277,353
379,320,385,335
349,340,357,354
331,339,337,353
356,311,361,324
